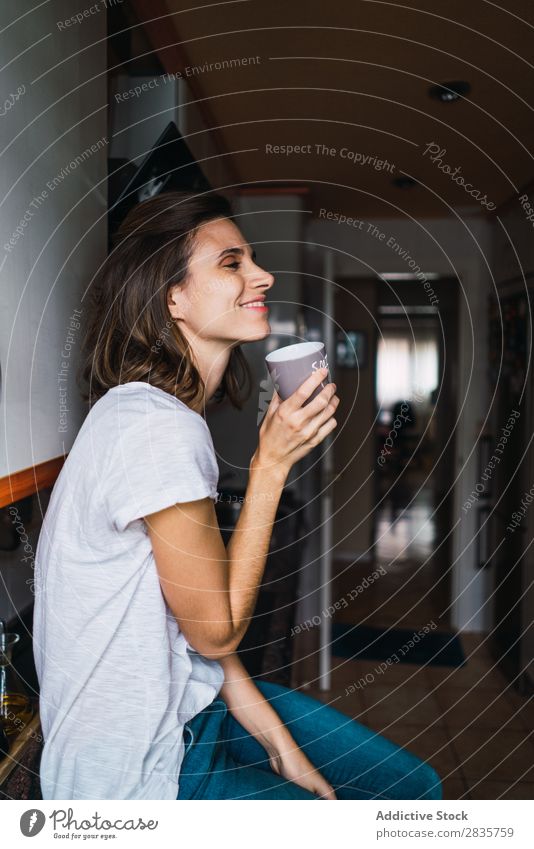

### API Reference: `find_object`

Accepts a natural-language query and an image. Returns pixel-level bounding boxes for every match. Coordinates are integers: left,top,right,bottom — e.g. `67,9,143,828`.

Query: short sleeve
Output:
103,401,219,533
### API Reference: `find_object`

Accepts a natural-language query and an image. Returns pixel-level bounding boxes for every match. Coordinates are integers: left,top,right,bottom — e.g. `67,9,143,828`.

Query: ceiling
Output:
129,0,534,219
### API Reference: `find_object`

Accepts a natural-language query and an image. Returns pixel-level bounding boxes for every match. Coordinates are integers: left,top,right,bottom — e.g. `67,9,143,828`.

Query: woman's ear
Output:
167,284,183,320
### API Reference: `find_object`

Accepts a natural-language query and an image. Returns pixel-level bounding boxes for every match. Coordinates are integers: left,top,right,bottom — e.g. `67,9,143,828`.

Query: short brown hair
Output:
79,191,252,410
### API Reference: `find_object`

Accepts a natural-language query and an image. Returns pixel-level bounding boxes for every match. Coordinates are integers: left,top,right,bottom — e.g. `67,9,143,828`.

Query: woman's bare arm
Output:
218,652,291,750
218,652,337,798
145,458,287,660
145,369,338,660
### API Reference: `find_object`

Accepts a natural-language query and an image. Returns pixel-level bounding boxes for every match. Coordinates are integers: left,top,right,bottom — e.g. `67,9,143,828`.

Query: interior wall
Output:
0,1,108,477
490,189,534,687
492,191,534,285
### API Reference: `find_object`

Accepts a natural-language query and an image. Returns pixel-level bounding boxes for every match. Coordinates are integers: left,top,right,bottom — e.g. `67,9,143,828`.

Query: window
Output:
376,331,438,408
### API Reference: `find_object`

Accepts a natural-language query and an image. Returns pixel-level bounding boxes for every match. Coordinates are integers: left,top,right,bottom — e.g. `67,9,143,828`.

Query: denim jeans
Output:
177,679,443,800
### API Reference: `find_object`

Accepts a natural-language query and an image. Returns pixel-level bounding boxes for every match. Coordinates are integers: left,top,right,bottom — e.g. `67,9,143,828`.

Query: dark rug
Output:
331,623,466,667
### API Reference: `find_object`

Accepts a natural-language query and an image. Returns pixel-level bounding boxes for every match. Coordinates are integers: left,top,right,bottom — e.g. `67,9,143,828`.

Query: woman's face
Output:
167,217,275,349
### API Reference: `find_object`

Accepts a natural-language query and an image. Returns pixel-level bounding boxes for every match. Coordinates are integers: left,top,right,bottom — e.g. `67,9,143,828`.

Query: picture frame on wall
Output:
335,330,367,368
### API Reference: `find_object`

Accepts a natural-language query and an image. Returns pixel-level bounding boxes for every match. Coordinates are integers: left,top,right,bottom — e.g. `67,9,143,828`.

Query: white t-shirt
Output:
33,381,225,799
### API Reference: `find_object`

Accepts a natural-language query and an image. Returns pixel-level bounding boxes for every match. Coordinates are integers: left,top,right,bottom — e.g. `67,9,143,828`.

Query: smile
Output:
240,302,269,311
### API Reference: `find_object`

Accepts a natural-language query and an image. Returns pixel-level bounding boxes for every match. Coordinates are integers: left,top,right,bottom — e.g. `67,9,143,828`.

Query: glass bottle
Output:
0,624,34,738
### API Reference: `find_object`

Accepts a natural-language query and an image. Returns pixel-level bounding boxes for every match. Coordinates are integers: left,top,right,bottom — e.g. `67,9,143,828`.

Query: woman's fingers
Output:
300,394,339,441
256,369,338,472
317,785,337,800
305,414,338,447
296,381,337,424
265,388,281,419
313,775,337,799
282,368,330,413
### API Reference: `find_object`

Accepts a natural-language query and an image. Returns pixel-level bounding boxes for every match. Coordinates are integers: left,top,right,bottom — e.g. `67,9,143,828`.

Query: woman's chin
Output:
236,322,271,343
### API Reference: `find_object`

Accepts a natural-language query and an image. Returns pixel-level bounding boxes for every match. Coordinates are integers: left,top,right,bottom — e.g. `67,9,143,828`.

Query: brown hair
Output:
79,190,252,410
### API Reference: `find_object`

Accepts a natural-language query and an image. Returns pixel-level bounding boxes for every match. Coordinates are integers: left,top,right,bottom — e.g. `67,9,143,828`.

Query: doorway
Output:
329,276,458,632
372,277,460,632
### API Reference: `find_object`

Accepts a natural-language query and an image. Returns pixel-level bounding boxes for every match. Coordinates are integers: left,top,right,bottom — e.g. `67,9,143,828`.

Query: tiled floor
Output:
303,485,534,800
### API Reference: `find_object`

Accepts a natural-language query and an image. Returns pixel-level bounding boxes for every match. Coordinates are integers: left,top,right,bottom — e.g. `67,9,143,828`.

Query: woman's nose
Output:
259,269,275,288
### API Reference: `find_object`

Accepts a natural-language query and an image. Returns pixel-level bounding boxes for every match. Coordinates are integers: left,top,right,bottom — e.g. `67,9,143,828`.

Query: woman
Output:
33,191,442,801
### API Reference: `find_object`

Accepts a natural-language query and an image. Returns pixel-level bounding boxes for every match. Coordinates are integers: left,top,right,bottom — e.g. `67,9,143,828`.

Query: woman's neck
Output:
188,339,233,411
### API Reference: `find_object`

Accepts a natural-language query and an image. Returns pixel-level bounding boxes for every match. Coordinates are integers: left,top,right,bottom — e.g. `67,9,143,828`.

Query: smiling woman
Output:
33,188,341,802
163,213,275,409
33,189,439,803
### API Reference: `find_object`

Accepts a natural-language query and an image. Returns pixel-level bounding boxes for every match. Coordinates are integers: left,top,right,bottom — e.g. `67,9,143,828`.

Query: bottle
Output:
0,620,33,738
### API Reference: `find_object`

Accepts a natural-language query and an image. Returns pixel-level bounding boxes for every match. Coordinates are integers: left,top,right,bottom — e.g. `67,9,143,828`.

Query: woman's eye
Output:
225,261,240,270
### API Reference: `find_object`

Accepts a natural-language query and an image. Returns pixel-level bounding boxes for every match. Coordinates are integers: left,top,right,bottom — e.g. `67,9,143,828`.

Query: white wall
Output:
0,1,108,476
307,212,493,631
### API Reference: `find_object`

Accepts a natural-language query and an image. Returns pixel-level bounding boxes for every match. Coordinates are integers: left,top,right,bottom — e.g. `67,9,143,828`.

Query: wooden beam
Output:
0,457,65,508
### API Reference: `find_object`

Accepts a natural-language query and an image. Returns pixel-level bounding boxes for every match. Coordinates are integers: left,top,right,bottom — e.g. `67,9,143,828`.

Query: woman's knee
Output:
254,680,443,800
415,761,442,799
392,754,442,800
362,738,443,800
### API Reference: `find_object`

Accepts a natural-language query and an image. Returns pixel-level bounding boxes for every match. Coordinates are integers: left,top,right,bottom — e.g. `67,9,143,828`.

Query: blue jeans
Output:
177,680,443,800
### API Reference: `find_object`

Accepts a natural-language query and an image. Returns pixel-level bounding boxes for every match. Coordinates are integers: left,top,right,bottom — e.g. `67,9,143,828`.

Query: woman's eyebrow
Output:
218,245,257,261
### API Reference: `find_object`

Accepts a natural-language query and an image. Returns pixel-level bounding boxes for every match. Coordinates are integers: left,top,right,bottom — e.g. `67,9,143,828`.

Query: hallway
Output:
305,486,534,799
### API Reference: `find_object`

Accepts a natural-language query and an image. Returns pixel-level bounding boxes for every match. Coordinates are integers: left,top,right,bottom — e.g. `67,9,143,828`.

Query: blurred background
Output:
0,0,533,800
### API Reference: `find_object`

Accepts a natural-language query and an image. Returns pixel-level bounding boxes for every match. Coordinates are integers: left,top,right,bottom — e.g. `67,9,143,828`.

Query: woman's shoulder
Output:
93,382,204,423
78,382,213,455
102,380,189,407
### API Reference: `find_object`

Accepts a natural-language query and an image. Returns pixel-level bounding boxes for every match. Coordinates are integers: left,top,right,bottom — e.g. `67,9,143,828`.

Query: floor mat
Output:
331,623,466,667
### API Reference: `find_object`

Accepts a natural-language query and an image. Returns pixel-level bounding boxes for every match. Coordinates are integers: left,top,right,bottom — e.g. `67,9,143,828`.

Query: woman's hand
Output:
218,654,337,799
253,368,339,477
265,736,337,800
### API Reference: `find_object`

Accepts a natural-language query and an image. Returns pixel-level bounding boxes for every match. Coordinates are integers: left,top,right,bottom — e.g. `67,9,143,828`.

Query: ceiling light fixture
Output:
429,81,471,102
392,176,418,189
